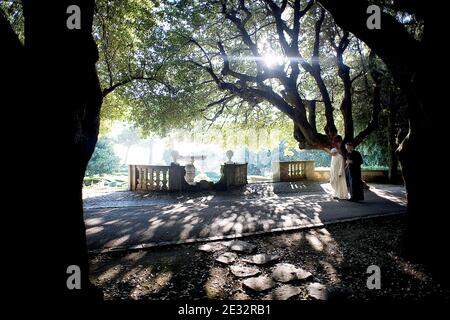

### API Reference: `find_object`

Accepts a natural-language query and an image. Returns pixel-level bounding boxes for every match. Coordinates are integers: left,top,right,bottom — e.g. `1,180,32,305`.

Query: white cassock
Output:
330,149,348,199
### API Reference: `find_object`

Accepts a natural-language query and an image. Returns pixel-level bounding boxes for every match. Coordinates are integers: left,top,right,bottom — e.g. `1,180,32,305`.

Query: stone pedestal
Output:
304,161,315,180
169,163,189,191
272,161,281,182
216,163,248,190
128,165,136,191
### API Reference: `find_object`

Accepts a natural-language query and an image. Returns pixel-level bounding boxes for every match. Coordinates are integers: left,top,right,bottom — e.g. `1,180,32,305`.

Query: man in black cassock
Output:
345,142,364,201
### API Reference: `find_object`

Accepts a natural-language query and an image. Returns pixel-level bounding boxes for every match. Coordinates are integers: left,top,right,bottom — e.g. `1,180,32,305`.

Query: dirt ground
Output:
89,215,449,300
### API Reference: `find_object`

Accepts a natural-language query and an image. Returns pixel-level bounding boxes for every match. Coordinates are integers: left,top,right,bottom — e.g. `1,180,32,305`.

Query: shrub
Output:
86,137,120,176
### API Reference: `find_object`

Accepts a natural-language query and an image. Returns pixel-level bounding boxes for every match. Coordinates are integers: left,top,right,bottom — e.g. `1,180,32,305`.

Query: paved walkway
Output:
83,182,406,252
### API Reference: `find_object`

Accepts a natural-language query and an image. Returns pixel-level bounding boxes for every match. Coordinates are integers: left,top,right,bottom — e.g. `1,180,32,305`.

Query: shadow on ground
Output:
84,183,406,251
89,215,449,300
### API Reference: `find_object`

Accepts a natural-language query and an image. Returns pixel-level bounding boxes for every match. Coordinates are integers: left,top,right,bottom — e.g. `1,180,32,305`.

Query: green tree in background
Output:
86,137,120,176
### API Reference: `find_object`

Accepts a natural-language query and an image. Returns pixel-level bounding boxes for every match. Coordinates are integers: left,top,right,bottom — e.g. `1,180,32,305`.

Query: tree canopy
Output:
93,0,409,151
2,0,411,151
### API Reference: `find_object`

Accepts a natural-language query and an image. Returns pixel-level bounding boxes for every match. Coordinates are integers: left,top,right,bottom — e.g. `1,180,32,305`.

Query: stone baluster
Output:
161,168,168,191
155,168,161,190
145,168,150,190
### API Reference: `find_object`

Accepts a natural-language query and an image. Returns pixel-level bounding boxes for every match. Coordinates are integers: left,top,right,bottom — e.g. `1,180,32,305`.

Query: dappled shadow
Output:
83,188,217,209
84,184,406,251
82,181,322,210
89,215,449,300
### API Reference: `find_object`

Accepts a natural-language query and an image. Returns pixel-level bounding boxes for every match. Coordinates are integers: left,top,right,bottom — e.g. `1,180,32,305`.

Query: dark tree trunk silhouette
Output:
317,0,447,281
2,0,104,299
387,88,399,184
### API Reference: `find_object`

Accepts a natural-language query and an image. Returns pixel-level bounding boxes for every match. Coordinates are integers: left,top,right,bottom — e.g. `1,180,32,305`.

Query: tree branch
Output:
313,8,326,61
102,75,160,97
264,0,290,54
221,1,260,59
201,94,236,112
189,37,215,72
353,71,382,146
0,8,24,56
317,0,420,89
218,41,257,83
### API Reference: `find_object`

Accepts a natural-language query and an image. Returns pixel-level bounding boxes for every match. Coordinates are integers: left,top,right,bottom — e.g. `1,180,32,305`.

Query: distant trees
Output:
85,137,120,176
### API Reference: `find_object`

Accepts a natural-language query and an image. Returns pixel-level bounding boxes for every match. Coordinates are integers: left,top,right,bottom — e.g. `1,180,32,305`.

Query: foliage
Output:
114,126,141,146
0,1,24,42
1,0,407,168
85,137,120,176
3,0,385,147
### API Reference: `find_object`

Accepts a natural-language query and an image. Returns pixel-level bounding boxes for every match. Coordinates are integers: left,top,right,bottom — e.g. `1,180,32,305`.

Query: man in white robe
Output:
330,148,348,199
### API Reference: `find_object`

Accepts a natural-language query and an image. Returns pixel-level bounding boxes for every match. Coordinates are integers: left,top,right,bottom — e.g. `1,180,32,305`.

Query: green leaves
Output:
86,137,120,176
94,0,396,155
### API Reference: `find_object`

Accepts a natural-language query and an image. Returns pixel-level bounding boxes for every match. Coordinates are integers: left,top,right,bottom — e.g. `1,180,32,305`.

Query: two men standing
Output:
327,137,365,202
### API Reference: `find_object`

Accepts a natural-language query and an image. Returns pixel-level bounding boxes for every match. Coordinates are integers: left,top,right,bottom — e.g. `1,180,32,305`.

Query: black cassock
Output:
345,150,364,200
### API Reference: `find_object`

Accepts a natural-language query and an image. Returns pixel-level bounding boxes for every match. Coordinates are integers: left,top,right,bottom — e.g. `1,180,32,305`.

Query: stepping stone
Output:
223,240,256,253
307,282,328,300
215,252,238,265
271,263,312,283
242,276,276,292
263,285,302,300
231,291,252,300
230,265,261,278
242,254,280,265
198,242,227,253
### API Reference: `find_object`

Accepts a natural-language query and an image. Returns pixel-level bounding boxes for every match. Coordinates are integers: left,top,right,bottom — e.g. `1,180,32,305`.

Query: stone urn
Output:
225,150,234,164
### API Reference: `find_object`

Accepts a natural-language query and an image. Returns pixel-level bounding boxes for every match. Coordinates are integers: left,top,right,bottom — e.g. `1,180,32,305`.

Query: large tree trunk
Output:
20,0,103,298
387,11,446,281
387,89,399,184
318,0,447,281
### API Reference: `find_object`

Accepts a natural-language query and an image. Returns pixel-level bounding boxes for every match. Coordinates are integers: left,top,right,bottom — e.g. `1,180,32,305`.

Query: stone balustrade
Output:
130,150,401,193
272,160,315,182
129,162,249,192
129,165,169,191
129,164,191,192
272,162,401,183
129,161,400,192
